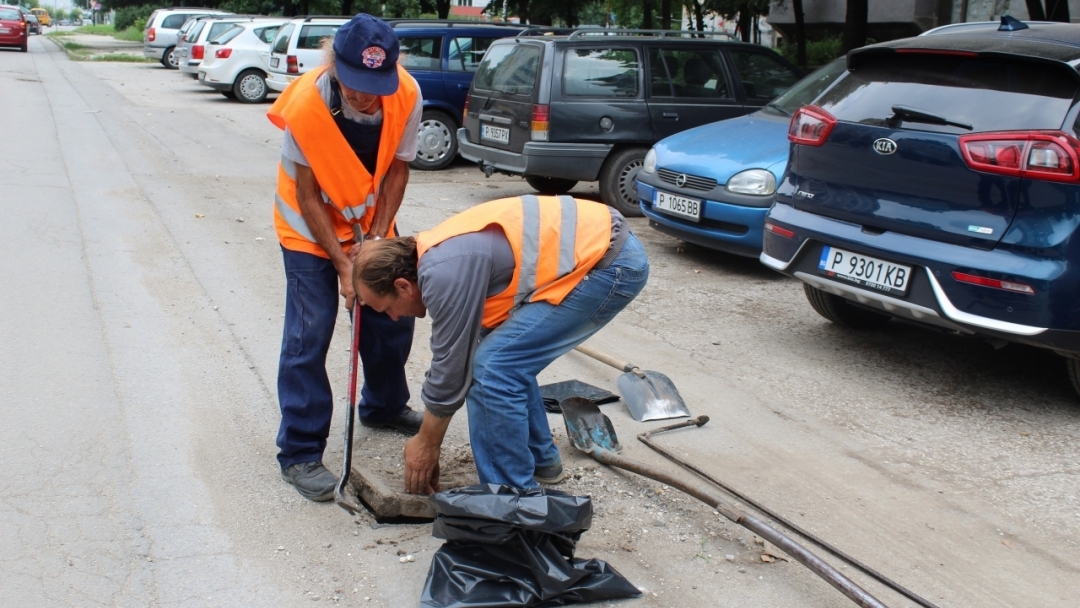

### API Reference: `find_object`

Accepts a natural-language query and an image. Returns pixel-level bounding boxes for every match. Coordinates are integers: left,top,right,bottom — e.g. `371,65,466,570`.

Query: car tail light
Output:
215,48,232,59
191,45,204,60
788,105,836,147
463,94,469,124
959,131,1080,183
531,104,549,142
148,27,155,42
764,222,795,239
952,271,1035,295
287,55,299,74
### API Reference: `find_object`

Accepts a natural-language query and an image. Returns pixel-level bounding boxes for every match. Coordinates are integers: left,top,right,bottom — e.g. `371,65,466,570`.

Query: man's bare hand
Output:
404,435,442,495
338,263,355,310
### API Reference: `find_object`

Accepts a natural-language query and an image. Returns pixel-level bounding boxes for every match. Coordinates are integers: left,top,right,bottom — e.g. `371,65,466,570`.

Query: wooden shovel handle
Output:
574,344,637,374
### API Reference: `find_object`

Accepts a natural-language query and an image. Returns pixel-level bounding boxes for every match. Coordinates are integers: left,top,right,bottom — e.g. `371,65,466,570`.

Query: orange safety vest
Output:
417,196,612,328
266,65,418,257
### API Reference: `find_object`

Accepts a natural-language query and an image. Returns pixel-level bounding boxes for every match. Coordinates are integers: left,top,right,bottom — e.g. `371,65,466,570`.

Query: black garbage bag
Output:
539,380,619,414
420,484,641,608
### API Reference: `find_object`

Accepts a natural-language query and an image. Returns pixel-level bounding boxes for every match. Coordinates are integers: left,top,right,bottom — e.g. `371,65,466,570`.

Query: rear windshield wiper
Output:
765,102,791,117
887,105,972,130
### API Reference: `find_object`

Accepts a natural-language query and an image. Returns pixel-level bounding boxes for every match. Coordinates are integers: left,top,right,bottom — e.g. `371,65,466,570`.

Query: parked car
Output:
197,19,286,103
58,18,70,26
143,7,232,69
636,57,847,257
29,7,48,27
267,18,524,170
0,5,27,52
178,16,268,80
458,29,804,215
23,12,39,35
761,18,1080,395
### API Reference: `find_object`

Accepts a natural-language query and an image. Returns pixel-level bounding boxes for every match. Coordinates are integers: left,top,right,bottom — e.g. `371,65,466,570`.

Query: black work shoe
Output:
360,408,423,436
534,462,565,485
281,461,336,502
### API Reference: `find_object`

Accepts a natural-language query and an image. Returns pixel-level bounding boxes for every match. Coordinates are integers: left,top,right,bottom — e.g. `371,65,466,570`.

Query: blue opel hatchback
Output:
635,58,847,257
762,19,1080,395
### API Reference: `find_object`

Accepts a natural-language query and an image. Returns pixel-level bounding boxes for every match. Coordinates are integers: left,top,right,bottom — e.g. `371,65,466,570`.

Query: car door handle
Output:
662,112,679,120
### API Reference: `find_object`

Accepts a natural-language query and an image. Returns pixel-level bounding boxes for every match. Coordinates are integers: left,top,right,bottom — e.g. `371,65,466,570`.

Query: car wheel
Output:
20,44,27,52
233,69,268,104
161,46,178,69
599,147,647,217
803,284,892,329
411,110,457,171
1066,357,1080,398
525,175,578,195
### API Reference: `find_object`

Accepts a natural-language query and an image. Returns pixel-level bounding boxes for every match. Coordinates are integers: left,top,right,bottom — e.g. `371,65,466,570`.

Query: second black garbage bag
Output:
420,484,641,608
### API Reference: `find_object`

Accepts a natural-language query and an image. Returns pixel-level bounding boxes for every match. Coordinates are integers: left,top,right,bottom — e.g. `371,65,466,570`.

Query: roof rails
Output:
516,26,577,38
301,15,350,21
567,28,735,40
384,18,522,28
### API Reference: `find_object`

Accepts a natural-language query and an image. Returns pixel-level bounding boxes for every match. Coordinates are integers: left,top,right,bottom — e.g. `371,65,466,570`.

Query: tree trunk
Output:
1046,0,1070,22
660,0,671,29
1025,0,1047,20
841,0,868,54
340,0,353,17
793,0,806,68
737,4,751,43
690,0,704,32
436,0,450,19
643,0,652,29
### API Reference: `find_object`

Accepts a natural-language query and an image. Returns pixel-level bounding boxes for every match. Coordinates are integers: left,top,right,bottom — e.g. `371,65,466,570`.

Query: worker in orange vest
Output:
352,196,650,493
266,14,424,502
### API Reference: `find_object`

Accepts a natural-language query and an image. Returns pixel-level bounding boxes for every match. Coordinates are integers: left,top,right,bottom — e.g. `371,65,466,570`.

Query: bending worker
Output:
267,14,423,502
352,195,650,494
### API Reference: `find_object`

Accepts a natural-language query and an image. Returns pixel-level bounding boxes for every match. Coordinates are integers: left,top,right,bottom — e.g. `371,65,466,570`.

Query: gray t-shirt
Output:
280,70,423,168
417,209,627,417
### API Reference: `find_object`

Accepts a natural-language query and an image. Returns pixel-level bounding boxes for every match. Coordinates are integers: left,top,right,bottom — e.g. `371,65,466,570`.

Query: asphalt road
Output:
2,36,1078,607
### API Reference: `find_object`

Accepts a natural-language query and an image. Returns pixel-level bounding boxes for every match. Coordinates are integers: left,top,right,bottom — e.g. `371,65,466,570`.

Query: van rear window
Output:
474,44,541,95
272,23,294,54
298,24,340,50
818,52,1079,133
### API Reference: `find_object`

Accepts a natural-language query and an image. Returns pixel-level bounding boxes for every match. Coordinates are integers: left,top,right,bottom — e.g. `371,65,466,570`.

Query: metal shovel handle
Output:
588,448,889,608
334,308,364,515
574,344,643,376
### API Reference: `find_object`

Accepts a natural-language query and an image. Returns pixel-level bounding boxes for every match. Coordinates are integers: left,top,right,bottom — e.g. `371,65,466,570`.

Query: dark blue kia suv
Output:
762,18,1080,395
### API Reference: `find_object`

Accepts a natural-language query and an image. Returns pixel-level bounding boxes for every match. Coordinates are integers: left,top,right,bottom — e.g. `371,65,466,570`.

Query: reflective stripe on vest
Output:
417,196,612,328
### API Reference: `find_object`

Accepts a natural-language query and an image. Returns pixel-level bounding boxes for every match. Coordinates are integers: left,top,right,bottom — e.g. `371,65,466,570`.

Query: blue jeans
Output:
466,233,649,488
276,247,414,470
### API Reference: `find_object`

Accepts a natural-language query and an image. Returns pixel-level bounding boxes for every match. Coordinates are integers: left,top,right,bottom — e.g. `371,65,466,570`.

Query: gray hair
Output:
320,37,337,78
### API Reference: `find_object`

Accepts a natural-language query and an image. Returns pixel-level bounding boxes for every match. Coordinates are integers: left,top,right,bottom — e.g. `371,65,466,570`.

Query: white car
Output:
198,19,287,103
178,15,252,80
266,16,348,93
143,7,232,69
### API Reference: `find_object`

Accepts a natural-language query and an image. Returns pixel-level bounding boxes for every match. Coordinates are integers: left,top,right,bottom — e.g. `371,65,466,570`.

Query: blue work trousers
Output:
276,246,414,470
466,233,649,488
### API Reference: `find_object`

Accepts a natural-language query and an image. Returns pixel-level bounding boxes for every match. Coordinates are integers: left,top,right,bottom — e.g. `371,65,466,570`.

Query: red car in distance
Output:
0,5,28,52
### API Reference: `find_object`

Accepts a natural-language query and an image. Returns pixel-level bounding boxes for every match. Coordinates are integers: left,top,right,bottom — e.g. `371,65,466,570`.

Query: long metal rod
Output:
589,447,888,608
639,417,939,608
334,308,363,515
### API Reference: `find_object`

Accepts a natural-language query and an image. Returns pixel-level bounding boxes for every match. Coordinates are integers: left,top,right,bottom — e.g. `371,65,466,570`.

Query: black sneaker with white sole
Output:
281,461,337,502
534,462,565,484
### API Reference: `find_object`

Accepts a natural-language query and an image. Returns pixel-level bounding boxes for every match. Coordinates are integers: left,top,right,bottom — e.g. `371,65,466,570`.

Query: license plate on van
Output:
481,124,510,145
653,190,701,222
818,246,912,296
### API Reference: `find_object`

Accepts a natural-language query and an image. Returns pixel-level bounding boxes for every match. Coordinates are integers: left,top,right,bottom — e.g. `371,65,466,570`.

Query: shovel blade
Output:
560,397,622,454
617,370,691,422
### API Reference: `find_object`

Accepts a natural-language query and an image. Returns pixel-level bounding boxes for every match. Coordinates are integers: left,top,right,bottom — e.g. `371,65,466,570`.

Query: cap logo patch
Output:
361,46,386,68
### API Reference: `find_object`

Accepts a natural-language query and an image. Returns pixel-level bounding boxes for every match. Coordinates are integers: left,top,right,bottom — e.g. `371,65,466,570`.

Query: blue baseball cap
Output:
333,14,399,96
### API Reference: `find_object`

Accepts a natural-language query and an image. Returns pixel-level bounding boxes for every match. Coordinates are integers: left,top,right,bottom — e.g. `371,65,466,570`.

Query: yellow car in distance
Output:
30,8,49,26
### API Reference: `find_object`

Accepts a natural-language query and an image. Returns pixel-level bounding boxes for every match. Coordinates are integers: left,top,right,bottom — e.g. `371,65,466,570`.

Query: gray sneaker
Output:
281,461,336,502
534,462,565,485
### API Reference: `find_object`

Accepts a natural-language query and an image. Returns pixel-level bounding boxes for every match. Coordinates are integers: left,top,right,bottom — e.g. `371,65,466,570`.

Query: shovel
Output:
559,397,888,608
334,307,364,515
573,344,690,421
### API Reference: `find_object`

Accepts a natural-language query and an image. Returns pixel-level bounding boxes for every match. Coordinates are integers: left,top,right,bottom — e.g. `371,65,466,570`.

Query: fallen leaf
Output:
195,214,205,218
1002,540,1012,548
761,555,775,563
762,540,790,562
